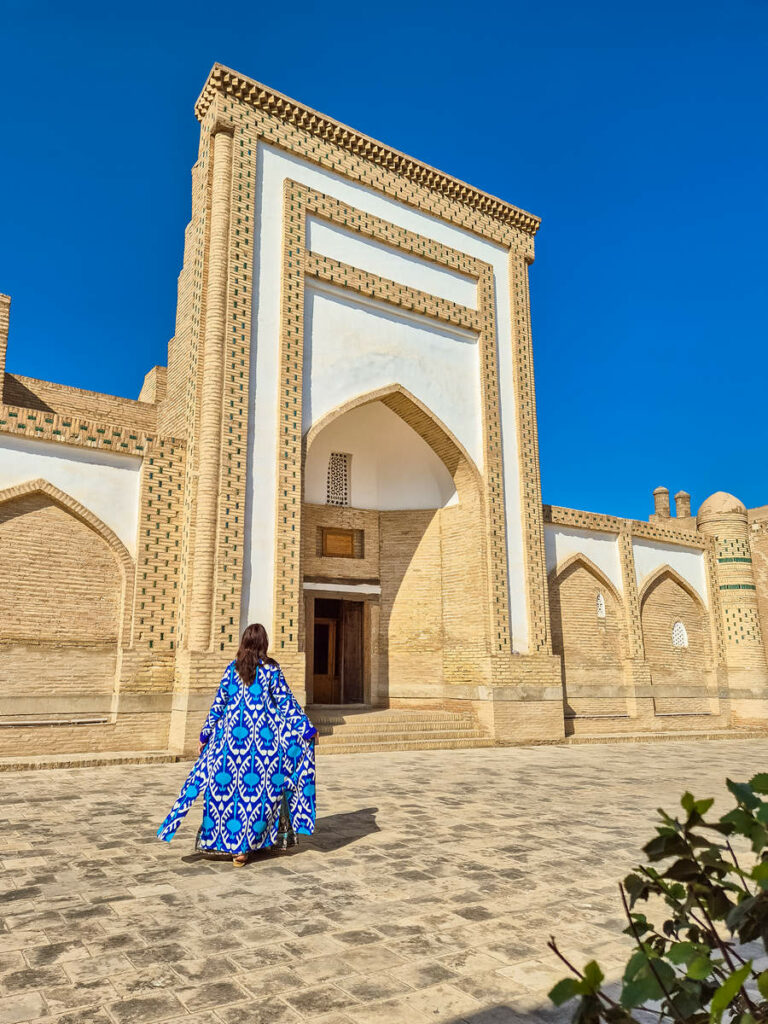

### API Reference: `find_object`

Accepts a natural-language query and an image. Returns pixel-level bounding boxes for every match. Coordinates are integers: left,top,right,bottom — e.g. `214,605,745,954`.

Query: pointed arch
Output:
546,550,629,712
548,552,624,610
638,564,706,611
638,562,716,699
303,383,483,505
0,477,135,645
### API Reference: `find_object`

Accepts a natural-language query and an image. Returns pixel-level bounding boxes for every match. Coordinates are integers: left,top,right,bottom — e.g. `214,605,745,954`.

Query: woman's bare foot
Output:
232,853,248,866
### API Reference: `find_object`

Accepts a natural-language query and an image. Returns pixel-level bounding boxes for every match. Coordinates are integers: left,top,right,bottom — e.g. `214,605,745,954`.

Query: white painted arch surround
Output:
241,143,529,650
304,401,458,510
0,434,141,555
544,525,623,593
633,538,709,606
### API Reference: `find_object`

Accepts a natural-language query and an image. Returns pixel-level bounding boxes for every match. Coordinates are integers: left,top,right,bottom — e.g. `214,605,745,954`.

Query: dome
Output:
697,491,746,521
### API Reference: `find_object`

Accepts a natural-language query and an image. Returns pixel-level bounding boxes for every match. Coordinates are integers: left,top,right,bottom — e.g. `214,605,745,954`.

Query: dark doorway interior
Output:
312,598,364,704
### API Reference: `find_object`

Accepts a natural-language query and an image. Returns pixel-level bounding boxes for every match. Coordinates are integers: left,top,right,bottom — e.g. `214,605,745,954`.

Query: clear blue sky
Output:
2,0,766,519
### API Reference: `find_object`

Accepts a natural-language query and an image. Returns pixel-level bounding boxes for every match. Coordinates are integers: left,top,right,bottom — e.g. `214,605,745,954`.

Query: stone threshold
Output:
0,750,183,772
564,728,768,745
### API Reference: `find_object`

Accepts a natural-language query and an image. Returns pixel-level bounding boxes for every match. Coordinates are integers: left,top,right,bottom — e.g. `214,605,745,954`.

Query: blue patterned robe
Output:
157,660,316,854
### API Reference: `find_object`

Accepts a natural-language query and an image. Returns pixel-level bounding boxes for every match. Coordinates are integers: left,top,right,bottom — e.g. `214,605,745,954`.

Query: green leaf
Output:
738,1014,756,1024
726,779,760,810
749,773,768,795
654,958,677,989
623,948,652,983
668,941,704,965
695,798,716,815
709,962,752,1024
720,808,755,834
620,973,663,1008
682,792,695,814
757,969,768,1001
582,960,604,992
549,978,580,1006
688,954,713,980
751,861,768,887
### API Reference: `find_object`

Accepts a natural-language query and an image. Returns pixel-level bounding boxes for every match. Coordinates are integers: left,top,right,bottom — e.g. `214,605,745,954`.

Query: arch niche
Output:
302,384,491,707
639,565,715,714
547,553,628,726
0,478,134,728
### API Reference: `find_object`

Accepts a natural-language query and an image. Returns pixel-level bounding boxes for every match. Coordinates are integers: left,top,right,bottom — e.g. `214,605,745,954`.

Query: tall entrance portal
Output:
310,598,364,705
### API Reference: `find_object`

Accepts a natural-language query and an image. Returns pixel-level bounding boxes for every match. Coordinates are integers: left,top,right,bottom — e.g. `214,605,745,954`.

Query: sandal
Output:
232,853,248,867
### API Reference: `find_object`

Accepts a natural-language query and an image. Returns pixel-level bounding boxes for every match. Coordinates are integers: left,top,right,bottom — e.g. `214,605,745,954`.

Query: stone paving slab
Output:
0,740,765,1024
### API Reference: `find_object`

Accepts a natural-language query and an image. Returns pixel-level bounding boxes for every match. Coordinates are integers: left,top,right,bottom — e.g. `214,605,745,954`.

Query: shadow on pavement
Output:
179,805,380,864
305,805,380,851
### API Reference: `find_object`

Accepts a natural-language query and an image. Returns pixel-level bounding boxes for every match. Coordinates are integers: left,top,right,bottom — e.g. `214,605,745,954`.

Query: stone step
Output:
0,750,182,772
565,728,768,746
316,736,496,755
318,727,488,744
307,707,475,725
315,718,482,736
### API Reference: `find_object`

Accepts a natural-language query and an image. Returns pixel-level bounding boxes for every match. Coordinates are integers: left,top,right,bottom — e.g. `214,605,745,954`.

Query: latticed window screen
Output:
672,620,689,648
326,452,351,506
596,592,606,619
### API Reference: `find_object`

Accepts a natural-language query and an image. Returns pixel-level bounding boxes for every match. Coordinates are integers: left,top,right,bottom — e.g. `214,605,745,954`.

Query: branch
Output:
547,938,639,1017
619,884,688,1024
725,839,753,897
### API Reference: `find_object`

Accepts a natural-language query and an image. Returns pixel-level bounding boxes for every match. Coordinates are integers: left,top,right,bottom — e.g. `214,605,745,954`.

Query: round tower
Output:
697,492,768,707
652,486,671,518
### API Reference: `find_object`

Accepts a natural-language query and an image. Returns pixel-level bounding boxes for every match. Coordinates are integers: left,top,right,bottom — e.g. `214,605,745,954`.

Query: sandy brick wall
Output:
379,509,444,702
439,498,492,688
3,374,157,432
0,492,121,739
750,518,768,655
548,561,627,718
640,573,713,713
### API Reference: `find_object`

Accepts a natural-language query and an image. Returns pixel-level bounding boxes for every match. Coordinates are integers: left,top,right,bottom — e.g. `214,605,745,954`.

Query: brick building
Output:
1,65,767,759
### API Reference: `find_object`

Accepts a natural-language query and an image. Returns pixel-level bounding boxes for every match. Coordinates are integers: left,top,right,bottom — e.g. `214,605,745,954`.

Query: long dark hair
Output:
235,623,277,685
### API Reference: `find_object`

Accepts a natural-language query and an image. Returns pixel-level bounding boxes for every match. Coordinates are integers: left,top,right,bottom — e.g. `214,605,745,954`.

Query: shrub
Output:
548,773,768,1024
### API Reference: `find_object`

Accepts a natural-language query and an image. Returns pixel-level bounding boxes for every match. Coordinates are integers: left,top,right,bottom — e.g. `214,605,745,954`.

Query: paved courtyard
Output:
0,739,764,1024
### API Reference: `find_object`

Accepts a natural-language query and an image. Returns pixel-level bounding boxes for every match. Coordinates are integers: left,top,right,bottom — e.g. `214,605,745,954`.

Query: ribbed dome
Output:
697,491,746,519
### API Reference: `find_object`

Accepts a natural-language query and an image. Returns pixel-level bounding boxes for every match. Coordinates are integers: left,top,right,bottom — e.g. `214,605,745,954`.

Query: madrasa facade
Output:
1,64,767,761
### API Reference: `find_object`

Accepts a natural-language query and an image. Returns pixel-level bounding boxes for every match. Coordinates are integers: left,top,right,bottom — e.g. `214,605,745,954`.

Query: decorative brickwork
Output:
274,181,512,680
194,65,540,241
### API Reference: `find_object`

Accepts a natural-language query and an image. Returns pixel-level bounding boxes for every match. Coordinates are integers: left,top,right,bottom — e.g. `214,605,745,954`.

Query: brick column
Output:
188,124,233,652
618,525,653,723
0,293,10,404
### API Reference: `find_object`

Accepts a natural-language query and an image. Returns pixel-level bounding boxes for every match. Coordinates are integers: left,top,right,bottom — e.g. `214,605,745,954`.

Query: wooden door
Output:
313,618,337,704
341,601,364,703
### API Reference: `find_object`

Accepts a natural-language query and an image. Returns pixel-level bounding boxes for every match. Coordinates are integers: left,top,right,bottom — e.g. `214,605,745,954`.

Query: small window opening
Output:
596,592,606,619
326,452,351,506
672,620,688,648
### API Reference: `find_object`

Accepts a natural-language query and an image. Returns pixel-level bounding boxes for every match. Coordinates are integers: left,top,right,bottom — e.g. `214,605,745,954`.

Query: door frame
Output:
304,592,375,705
312,616,338,703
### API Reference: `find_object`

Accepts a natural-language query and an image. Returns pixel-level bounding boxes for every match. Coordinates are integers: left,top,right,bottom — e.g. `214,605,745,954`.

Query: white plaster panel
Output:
304,284,481,467
305,400,457,510
306,217,478,307
0,435,141,555
544,525,623,593
242,142,528,652
632,539,709,607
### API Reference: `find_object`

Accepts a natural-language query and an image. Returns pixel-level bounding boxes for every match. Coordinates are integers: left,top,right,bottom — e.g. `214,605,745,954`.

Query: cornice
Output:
195,64,541,238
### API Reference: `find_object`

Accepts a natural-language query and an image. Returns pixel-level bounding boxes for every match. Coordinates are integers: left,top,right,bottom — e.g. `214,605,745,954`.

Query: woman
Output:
157,623,317,865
